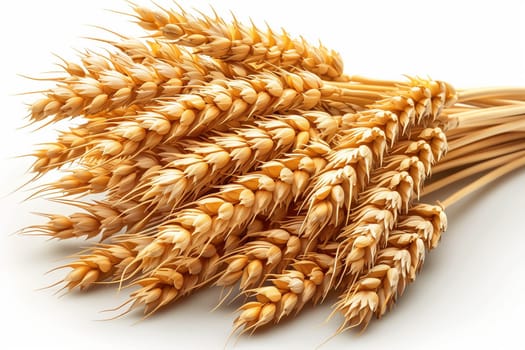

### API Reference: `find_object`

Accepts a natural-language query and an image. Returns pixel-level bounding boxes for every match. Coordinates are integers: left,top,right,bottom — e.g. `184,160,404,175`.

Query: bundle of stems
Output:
20,3,525,338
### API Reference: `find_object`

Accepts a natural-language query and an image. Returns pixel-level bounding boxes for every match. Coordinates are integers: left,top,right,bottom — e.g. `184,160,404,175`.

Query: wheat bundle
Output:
18,3,525,341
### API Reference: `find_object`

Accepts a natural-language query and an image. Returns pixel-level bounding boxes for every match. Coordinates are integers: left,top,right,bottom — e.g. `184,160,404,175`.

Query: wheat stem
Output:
433,139,525,174
441,155,525,208
457,87,525,102
423,150,525,197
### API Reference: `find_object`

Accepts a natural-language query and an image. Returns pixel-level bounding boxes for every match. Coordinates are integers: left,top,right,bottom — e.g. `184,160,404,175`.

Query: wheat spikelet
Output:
215,232,302,290
54,217,193,292
30,124,99,174
25,206,119,241
31,53,173,123
31,110,178,172
131,5,346,81
29,107,145,174
26,212,107,241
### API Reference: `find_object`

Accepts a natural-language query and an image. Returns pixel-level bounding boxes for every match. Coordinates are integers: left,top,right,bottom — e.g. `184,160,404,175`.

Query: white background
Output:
0,1,524,349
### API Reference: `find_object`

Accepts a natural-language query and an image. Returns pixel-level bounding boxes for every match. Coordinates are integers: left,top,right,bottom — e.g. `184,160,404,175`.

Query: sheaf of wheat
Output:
15,2,525,344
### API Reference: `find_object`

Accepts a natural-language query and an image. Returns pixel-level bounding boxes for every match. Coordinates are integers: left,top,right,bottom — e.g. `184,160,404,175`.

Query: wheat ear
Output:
118,242,222,318
38,150,163,198
334,127,447,282
231,247,339,333
131,5,346,81
64,69,331,161
51,236,151,291
29,40,252,124
333,203,446,332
